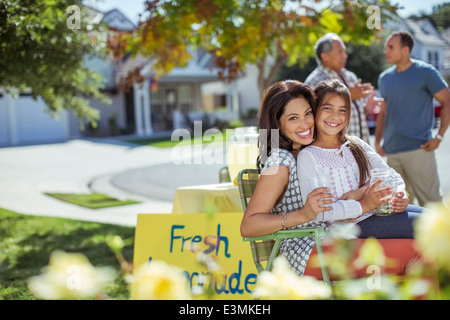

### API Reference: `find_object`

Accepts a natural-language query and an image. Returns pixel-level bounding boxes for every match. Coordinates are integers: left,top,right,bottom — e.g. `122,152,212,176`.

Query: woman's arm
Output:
240,165,332,237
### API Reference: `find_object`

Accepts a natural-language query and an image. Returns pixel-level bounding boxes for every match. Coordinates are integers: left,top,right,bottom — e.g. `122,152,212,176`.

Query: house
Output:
441,27,450,84
0,7,238,146
0,7,137,146
123,48,238,136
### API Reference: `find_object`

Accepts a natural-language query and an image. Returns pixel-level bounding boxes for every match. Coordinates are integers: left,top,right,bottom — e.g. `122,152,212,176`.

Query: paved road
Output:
0,132,449,227
0,138,225,226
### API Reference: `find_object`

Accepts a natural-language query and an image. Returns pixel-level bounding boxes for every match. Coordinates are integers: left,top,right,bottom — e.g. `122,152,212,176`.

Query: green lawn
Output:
0,207,135,300
128,129,234,148
45,192,139,209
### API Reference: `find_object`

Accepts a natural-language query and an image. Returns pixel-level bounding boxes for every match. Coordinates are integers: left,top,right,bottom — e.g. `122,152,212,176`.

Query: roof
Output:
403,18,447,48
115,54,149,89
84,6,136,31
115,48,222,87
102,9,136,31
84,6,221,85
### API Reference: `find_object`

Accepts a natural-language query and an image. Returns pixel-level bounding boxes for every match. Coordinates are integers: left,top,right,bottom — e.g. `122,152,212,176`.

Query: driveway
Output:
0,138,225,226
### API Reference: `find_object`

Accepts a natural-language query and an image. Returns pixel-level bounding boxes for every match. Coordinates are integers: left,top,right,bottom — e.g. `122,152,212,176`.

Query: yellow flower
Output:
131,260,191,300
28,251,115,300
415,199,450,271
252,257,331,300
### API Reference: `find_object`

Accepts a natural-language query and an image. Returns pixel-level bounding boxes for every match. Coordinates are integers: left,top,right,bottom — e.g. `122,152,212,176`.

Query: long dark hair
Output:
257,80,316,170
313,79,371,186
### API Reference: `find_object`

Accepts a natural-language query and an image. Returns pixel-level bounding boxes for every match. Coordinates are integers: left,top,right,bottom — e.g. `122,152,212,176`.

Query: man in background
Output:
305,33,381,143
376,31,450,206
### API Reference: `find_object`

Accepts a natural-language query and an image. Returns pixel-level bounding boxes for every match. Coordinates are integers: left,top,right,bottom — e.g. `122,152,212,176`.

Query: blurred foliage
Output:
112,0,398,96
409,2,450,31
276,39,387,88
0,0,111,128
345,39,388,87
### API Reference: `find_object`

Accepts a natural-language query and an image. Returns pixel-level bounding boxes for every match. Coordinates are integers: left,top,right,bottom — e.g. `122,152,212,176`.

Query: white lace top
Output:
297,136,405,224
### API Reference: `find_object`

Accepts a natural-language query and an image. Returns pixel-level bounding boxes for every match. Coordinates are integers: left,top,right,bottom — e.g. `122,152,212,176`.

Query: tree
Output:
277,39,386,90
0,0,110,127
118,0,397,97
409,3,450,31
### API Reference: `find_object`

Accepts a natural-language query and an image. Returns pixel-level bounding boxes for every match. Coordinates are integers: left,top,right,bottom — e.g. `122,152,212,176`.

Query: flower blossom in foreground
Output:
252,257,331,300
28,251,115,300
131,260,191,300
415,198,450,272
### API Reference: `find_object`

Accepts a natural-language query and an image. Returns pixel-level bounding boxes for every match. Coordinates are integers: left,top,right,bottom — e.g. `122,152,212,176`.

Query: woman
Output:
240,80,334,239
240,80,416,279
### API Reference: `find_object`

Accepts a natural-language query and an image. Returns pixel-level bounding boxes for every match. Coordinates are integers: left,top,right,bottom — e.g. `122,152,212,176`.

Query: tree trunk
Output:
256,54,286,98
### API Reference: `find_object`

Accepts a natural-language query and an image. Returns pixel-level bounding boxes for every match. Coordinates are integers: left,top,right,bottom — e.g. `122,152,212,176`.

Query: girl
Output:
298,79,422,239
298,79,422,280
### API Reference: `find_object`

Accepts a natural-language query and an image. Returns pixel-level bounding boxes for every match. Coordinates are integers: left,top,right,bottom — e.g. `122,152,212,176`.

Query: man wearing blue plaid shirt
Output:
305,33,380,143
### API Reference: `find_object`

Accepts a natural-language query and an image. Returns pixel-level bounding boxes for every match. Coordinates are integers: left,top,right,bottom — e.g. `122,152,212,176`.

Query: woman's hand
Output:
391,191,409,213
301,187,334,221
358,180,393,213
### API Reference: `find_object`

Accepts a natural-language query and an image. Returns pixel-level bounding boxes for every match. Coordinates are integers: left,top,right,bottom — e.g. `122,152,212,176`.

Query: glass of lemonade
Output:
227,127,259,183
370,168,397,216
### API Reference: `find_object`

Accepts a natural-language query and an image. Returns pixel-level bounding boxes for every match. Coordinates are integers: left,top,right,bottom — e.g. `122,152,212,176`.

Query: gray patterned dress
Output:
263,148,330,276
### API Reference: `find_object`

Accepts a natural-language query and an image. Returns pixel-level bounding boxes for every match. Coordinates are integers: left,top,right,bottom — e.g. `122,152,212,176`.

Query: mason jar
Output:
369,168,397,216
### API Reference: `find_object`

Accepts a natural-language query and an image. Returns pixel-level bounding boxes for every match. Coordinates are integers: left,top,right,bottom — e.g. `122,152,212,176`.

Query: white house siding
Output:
201,64,261,118
85,91,126,137
0,97,9,146
0,94,69,146
235,64,260,116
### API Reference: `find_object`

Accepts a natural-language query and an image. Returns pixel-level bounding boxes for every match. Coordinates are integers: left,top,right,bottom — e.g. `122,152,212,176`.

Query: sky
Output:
88,0,449,25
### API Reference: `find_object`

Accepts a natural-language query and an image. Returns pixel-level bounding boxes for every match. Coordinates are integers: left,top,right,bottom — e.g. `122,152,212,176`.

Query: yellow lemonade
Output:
227,127,259,182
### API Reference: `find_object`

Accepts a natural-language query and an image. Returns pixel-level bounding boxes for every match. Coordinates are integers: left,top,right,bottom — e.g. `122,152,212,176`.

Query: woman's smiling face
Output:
315,93,349,139
278,97,315,150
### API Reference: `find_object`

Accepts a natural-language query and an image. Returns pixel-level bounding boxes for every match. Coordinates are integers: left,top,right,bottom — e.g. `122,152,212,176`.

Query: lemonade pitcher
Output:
227,127,259,183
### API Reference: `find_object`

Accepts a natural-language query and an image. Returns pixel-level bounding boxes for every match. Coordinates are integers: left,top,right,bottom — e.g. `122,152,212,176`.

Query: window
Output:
428,50,440,70
178,85,193,112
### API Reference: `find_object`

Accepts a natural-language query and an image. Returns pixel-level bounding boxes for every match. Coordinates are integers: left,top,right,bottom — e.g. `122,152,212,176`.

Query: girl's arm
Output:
339,183,369,201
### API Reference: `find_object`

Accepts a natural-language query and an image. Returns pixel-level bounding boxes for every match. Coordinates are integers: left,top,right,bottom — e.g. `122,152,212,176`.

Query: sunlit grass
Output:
0,207,134,300
128,129,234,148
45,193,140,209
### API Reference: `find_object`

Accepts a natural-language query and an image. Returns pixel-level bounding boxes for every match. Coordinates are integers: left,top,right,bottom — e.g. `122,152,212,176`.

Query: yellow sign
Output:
133,212,258,299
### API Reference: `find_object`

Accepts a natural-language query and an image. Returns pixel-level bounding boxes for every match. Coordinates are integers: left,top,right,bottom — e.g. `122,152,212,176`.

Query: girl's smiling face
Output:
278,97,315,150
315,93,349,140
